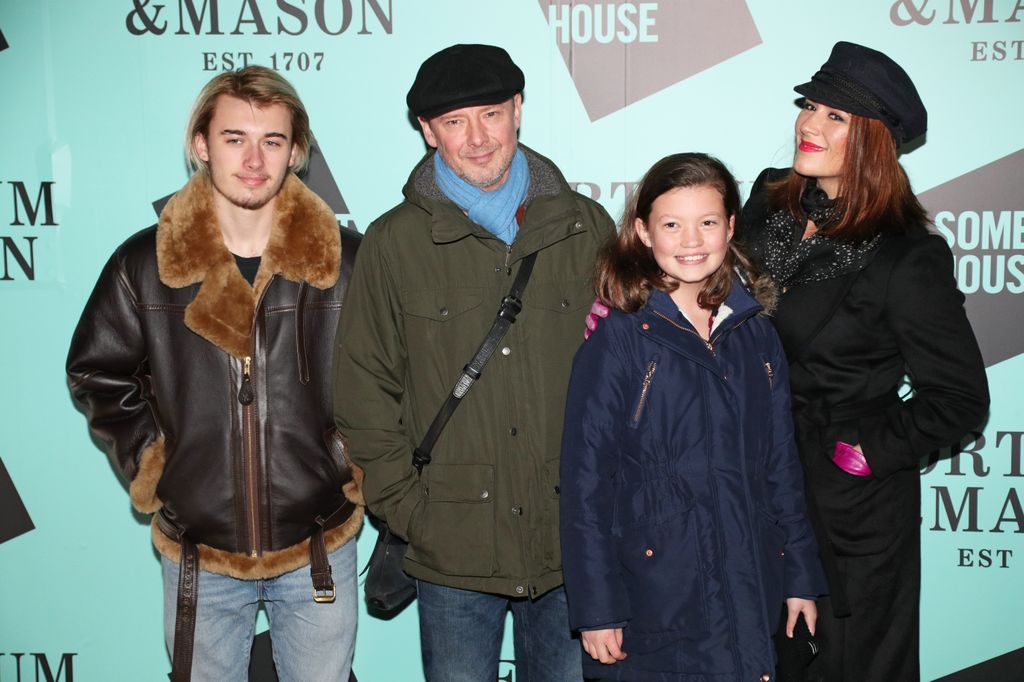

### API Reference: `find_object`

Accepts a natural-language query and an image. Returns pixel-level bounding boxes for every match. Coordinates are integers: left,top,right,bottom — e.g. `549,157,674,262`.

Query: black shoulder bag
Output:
363,252,539,613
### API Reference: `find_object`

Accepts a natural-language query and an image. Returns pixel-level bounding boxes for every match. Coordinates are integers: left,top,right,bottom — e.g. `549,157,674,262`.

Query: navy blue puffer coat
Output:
560,284,827,681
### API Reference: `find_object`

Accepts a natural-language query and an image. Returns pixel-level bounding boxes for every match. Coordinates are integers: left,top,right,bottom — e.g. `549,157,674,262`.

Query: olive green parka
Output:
334,145,615,597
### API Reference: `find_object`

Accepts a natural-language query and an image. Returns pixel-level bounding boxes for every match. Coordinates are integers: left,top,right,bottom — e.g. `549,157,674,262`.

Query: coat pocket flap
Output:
425,463,494,503
524,281,592,314
403,288,485,322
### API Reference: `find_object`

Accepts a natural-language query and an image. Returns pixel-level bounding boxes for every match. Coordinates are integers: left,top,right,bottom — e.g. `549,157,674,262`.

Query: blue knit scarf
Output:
433,148,529,245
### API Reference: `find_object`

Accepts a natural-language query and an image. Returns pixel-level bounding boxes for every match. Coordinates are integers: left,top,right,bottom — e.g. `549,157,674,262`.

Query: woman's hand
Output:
584,299,610,340
785,597,818,637
581,627,627,664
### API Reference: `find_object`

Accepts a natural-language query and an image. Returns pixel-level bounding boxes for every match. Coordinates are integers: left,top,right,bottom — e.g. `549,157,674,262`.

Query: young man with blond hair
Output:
67,66,362,681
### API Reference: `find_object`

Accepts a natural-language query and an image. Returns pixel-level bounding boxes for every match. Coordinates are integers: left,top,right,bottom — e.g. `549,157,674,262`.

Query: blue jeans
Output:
417,581,582,682
161,542,357,682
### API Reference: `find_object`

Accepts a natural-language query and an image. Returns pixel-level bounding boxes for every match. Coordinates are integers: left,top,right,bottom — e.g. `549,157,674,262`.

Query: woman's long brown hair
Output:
771,115,928,242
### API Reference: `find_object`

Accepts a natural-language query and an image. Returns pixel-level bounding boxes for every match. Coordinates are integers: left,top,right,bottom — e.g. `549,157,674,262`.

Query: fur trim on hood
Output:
156,172,341,359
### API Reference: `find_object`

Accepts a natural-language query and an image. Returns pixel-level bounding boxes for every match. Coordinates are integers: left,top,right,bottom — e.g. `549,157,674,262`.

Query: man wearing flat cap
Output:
334,43,615,680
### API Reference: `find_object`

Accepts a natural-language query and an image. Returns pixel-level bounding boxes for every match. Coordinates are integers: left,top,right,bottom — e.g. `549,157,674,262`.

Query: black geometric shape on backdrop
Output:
933,646,1024,681
300,136,349,215
0,27,9,52
153,193,173,218
0,456,35,544
248,630,358,682
249,631,278,682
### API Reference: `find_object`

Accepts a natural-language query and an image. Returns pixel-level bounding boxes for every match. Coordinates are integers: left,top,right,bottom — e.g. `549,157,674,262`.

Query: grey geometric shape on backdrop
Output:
0,456,35,544
0,27,8,52
539,0,761,120
919,147,1024,367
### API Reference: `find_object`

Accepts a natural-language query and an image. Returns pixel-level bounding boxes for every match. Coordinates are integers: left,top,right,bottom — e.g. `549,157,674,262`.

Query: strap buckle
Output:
313,584,337,603
497,295,522,321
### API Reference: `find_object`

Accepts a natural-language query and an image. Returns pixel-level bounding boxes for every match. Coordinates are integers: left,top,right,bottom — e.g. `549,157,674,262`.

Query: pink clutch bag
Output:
832,441,871,476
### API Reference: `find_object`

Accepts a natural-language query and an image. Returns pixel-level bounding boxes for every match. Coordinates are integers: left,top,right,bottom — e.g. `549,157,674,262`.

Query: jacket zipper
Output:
237,281,272,559
764,361,774,389
633,361,658,423
238,355,259,558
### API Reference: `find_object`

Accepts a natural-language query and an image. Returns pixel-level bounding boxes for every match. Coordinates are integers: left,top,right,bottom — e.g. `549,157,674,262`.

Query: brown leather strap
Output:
310,500,355,601
310,523,334,599
171,537,199,681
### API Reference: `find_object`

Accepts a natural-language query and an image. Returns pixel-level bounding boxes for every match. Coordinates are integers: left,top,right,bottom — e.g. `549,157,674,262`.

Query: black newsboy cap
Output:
795,41,927,146
407,44,524,120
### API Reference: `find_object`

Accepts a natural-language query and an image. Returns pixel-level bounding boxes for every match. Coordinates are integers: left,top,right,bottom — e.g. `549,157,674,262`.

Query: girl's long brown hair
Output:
596,152,775,313
771,115,928,241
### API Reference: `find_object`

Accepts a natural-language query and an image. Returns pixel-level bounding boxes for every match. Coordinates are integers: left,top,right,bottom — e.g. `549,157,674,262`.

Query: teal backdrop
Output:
1,1,1021,680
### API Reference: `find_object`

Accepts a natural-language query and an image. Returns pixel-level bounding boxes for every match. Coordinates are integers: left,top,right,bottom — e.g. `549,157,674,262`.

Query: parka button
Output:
501,346,511,356
506,267,513,275
641,323,649,330
440,307,449,317
560,299,570,308
644,548,654,557
515,585,525,594
512,506,522,515
573,221,582,230
760,675,771,682
509,427,517,436
480,489,489,499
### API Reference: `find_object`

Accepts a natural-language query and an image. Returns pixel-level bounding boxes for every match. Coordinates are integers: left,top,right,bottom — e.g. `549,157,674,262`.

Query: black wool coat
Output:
740,168,990,682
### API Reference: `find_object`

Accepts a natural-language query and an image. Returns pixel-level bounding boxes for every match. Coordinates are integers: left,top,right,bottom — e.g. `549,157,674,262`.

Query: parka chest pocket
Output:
407,463,496,577
402,289,486,361
523,280,591,317
404,289,485,323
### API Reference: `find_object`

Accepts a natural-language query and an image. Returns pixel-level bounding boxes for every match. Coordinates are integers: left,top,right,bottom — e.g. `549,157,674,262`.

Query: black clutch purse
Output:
773,609,819,681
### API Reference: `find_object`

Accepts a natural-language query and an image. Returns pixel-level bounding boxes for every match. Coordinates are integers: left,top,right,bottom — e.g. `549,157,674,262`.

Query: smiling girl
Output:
559,153,826,681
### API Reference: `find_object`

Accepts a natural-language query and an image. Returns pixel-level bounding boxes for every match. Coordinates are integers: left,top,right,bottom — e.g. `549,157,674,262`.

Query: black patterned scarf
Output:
746,180,882,287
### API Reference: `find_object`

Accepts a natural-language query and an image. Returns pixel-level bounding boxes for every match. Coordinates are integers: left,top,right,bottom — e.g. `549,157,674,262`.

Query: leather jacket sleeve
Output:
66,248,162,483
333,222,421,538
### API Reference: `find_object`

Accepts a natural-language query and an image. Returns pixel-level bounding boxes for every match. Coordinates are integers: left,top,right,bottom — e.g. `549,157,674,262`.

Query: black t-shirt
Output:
234,254,261,285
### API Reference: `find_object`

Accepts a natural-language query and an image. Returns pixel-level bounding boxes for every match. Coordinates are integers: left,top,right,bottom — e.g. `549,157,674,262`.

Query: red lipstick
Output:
799,141,824,152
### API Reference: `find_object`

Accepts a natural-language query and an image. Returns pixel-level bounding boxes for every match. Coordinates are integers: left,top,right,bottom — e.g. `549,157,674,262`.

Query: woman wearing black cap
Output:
740,42,990,681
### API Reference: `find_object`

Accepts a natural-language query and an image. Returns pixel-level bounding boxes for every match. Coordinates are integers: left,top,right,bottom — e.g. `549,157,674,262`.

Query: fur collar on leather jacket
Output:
157,171,341,359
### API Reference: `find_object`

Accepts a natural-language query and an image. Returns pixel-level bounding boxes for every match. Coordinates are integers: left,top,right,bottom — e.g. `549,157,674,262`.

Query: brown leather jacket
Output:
67,172,363,579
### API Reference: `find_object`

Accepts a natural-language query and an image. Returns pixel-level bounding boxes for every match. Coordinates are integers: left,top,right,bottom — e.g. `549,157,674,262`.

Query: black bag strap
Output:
411,251,539,474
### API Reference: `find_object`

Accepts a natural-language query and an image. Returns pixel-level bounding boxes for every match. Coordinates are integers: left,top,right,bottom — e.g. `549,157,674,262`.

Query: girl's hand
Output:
581,627,627,664
584,299,610,340
785,597,817,637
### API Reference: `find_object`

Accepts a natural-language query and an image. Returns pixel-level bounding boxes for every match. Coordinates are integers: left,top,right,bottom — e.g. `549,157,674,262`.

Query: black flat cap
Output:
407,44,524,120
795,41,927,146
